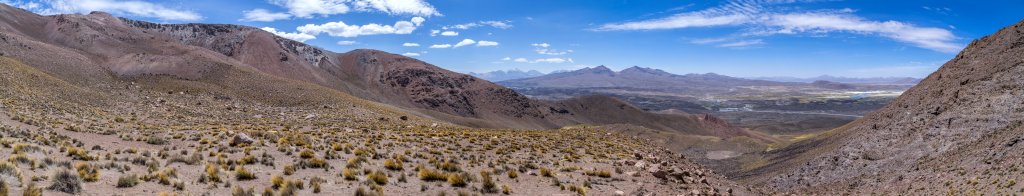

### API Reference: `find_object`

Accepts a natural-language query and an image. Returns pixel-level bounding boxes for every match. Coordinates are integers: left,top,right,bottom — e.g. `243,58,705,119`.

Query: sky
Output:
2,0,1023,78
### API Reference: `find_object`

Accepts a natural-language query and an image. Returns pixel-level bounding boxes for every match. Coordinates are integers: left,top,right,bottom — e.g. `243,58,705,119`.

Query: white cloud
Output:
241,9,291,22
442,20,513,30
268,0,438,18
430,30,441,36
402,52,420,56
453,39,476,48
410,16,425,26
350,0,440,16
595,0,963,53
35,0,202,21
297,17,424,38
269,0,349,18
440,31,459,36
261,27,316,42
429,44,451,48
508,57,572,63
531,43,571,55
762,12,961,52
336,40,358,45
690,37,732,44
717,39,764,48
402,42,420,47
501,57,511,61
533,58,571,63
476,40,499,46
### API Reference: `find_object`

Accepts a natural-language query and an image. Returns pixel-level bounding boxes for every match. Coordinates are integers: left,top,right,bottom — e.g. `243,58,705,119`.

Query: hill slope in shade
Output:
740,19,1024,194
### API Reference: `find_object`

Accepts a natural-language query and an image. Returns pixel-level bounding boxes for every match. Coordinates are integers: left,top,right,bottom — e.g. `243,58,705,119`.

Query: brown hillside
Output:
740,19,1024,195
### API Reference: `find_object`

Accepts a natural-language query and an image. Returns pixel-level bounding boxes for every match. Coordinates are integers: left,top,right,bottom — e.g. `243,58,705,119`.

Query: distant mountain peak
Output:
621,66,671,76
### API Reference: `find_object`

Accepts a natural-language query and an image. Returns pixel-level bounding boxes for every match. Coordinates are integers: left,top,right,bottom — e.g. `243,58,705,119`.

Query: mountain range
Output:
467,69,546,82
751,75,922,85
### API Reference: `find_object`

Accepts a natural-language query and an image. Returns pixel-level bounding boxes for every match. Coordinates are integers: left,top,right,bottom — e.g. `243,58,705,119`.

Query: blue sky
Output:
3,0,1023,77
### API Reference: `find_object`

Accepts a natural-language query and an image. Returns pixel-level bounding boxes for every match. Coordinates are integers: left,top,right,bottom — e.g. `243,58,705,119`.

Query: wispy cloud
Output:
442,20,513,30
24,0,202,21
241,9,290,22
531,43,572,55
847,61,942,77
402,42,420,47
336,40,358,45
504,57,572,64
267,0,439,19
402,52,420,56
596,0,963,53
717,39,764,48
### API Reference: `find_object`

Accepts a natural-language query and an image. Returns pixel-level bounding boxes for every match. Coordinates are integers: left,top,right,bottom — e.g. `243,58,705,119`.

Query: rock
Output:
623,160,636,166
634,152,643,160
625,171,639,177
614,190,625,195
646,164,660,173
230,133,254,146
652,170,668,179
633,161,646,169
304,114,316,119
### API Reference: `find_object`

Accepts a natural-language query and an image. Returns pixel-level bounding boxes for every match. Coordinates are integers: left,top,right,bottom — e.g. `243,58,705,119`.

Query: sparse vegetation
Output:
235,165,257,181
48,169,82,194
117,174,139,188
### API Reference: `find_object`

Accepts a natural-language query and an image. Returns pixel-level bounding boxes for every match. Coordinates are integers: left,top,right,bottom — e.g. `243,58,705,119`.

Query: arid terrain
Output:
0,1,1023,195
0,4,756,196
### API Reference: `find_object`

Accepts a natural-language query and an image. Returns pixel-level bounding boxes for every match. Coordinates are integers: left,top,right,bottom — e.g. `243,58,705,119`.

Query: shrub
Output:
66,147,93,161
146,136,168,145
48,169,82,194
383,159,403,171
235,166,257,181
507,170,518,179
447,173,467,187
0,161,21,184
306,158,328,169
367,170,387,185
569,185,587,195
299,150,315,159
439,160,460,172
23,182,41,196
205,164,222,183
481,171,497,193
283,165,295,176
540,168,553,177
75,163,100,182
278,180,298,196
271,175,285,189
117,174,139,188
418,167,446,182
0,180,7,196
502,185,512,195
232,186,255,196
342,168,358,181
585,169,611,178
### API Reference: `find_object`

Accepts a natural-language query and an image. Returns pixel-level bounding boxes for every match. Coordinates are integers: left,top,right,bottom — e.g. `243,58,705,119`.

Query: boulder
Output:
230,133,255,146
